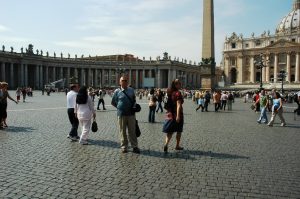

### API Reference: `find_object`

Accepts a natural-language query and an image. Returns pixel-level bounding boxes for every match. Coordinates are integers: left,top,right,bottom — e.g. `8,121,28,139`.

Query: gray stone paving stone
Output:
0,92,300,198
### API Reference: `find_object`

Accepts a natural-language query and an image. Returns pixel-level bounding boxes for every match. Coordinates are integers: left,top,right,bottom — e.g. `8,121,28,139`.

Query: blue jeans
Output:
148,106,156,123
258,107,268,123
156,101,163,112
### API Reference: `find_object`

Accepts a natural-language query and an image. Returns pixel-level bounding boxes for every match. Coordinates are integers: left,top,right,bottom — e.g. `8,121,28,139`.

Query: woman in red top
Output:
163,79,184,152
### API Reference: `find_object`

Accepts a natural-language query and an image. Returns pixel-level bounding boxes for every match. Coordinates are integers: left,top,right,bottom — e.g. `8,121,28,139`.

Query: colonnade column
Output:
168,69,172,85
35,65,40,89
74,68,78,83
10,63,14,88
1,62,5,81
274,54,278,83
142,69,145,88
295,52,300,82
52,67,56,82
135,70,139,88
101,69,105,87
108,69,112,87
40,65,43,88
128,69,132,86
157,69,161,88
66,67,70,86
286,53,291,82
249,56,254,83
81,68,85,86
24,64,28,86
94,69,98,87
265,54,270,83
45,66,49,85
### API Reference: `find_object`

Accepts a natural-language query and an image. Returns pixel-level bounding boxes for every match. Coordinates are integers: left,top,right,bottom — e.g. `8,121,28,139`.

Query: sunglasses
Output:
121,80,128,82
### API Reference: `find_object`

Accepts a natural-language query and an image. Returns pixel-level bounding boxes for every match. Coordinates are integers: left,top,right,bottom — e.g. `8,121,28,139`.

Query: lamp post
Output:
254,53,269,90
277,69,287,94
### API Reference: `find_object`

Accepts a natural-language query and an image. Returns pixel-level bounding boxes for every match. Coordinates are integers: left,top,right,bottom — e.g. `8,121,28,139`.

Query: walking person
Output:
0,82,18,129
66,83,80,141
21,87,27,102
75,86,96,145
268,92,286,127
213,90,221,112
148,88,157,123
97,89,106,110
16,88,21,103
227,91,234,111
111,76,140,154
163,79,184,153
220,91,228,110
204,90,211,112
257,89,268,124
155,89,164,113
196,94,204,112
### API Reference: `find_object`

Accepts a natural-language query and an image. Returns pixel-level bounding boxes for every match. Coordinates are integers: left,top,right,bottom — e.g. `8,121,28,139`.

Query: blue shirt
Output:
272,98,280,111
111,87,135,116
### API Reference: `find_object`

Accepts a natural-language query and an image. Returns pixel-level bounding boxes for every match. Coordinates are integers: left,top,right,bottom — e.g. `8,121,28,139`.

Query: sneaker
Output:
79,139,88,145
67,135,78,141
133,147,140,154
121,148,128,153
267,123,273,127
103,108,106,110
97,108,100,110
257,120,261,124
163,145,168,153
280,123,286,127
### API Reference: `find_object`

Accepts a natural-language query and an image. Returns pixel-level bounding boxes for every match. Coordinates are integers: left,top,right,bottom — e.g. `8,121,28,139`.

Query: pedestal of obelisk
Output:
201,0,216,89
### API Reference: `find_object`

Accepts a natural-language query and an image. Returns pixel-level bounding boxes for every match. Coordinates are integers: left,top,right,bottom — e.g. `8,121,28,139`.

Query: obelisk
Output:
201,0,215,89
202,0,215,59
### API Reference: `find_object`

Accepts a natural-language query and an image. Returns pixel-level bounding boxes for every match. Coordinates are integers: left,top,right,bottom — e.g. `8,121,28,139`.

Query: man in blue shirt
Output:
111,76,140,154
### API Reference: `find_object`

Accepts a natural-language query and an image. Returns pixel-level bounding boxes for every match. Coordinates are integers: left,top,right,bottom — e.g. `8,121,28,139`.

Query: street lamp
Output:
277,69,287,94
254,53,269,90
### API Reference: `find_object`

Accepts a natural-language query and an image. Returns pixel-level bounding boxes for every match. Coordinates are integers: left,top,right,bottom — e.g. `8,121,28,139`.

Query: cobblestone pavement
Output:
1,91,300,199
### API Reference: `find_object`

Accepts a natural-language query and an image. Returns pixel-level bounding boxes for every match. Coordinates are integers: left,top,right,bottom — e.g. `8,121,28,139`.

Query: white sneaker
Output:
79,139,88,145
280,123,286,127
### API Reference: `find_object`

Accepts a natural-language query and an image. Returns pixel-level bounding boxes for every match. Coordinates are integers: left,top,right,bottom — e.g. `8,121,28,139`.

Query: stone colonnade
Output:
0,60,202,89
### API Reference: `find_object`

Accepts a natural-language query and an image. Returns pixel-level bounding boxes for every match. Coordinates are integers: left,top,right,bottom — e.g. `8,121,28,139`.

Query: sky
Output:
0,0,292,65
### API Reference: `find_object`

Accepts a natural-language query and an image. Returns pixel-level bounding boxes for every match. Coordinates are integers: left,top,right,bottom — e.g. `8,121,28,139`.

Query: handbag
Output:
122,90,141,113
91,119,98,132
135,119,141,137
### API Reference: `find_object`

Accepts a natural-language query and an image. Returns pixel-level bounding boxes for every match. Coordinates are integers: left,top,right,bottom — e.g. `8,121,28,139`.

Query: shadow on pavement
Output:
3,126,35,133
89,139,120,148
187,150,249,159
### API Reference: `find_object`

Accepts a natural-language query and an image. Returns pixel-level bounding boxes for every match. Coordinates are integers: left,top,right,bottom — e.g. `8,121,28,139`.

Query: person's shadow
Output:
3,126,35,133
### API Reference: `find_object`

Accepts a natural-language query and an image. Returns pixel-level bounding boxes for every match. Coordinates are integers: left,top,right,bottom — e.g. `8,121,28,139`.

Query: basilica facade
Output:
223,0,300,86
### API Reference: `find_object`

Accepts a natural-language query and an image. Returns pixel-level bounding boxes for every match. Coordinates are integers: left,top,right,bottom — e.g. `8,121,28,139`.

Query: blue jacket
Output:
111,87,135,116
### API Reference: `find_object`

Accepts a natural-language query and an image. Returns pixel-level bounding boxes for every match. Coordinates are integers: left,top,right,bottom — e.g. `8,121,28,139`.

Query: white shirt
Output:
75,96,95,120
67,90,77,108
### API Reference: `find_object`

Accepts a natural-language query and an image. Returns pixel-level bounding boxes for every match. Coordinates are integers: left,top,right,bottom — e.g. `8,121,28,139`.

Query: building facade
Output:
0,46,211,90
223,0,300,86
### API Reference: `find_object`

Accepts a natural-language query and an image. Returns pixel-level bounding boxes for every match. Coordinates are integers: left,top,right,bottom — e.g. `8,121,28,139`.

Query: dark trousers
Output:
214,103,221,112
148,106,156,123
204,101,209,111
97,99,106,109
67,108,79,137
221,100,227,110
156,101,163,113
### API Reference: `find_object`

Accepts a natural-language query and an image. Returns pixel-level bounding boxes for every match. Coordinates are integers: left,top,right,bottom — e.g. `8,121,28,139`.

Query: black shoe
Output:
163,145,168,153
97,108,100,110
103,108,106,110
175,146,184,150
67,135,78,141
133,147,140,154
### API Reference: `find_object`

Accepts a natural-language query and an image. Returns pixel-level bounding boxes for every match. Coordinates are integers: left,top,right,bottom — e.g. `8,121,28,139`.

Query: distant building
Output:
223,0,300,86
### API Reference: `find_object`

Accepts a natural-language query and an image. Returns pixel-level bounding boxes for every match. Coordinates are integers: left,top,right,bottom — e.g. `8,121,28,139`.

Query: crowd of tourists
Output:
1,77,300,153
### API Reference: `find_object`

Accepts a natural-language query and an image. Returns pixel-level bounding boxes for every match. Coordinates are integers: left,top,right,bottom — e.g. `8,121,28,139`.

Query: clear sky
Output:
0,0,292,65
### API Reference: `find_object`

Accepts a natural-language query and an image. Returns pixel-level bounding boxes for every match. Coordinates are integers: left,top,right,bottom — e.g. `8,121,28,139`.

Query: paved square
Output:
1,91,300,199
